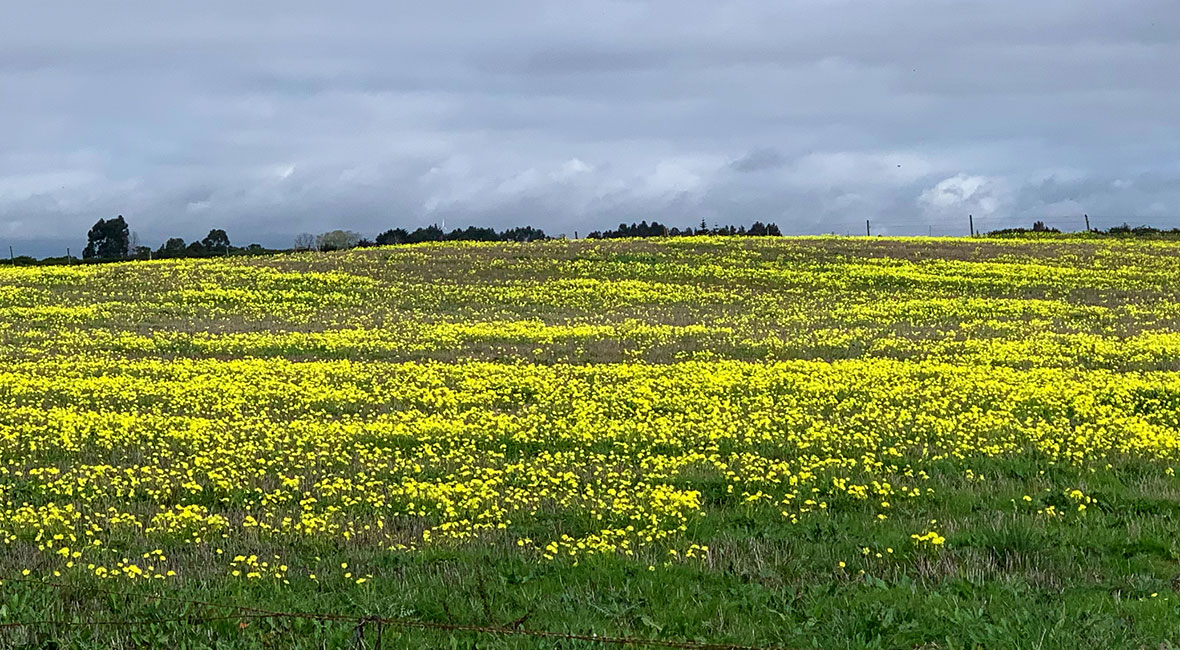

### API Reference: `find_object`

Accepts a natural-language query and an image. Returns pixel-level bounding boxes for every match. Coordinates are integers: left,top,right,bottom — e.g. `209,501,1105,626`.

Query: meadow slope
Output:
2,236,1180,648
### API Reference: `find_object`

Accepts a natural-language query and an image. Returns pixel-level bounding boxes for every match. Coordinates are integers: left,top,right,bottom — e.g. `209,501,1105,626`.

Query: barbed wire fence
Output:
782,214,1180,238
0,576,801,650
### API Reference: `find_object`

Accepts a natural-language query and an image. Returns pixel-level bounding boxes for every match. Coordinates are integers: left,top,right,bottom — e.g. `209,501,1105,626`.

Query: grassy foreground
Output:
1,236,1180,648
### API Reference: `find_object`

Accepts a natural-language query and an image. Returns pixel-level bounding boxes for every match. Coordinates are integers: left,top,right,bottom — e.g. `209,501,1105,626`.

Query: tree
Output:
294,233,316,251
406,225,444,244
201,229,231,252
158,238,187,257
315,230,363,251
500,226,547,242
375,228,409,246
82,216,131,259
445,226,499,242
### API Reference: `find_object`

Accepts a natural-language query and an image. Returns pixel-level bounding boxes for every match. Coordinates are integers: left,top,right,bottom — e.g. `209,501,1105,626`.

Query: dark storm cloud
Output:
2,0,1179,255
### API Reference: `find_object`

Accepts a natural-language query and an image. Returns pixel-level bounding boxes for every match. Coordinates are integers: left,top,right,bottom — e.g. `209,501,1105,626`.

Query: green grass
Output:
4,470,1180,650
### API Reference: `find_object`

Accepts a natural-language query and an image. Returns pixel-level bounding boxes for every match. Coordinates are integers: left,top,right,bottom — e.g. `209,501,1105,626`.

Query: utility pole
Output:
1084,214,1091,232
969,214,975,237
866,219,871,237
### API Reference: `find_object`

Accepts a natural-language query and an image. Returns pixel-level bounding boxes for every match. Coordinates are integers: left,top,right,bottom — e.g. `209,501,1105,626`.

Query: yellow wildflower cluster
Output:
0,236,1177,580
911,531,947,547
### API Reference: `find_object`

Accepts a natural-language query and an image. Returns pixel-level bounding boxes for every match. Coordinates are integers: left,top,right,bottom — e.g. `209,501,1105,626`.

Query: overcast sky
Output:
2,1,1178,255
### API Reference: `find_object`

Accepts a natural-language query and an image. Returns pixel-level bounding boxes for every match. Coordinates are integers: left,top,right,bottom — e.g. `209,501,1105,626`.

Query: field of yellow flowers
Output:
2,236,1180,648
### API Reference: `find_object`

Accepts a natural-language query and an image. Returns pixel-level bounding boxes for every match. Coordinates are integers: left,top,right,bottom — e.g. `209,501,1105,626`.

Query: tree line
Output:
48,216,784,263
5,214,1174,267
293,220,784,250
77,216,274,261
986,221,1180,238
0,217,558,265
587,220,782,239
291,225,551,251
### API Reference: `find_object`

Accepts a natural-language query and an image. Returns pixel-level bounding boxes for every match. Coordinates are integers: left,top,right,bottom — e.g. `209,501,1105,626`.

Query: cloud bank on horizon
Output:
2,0,1178,255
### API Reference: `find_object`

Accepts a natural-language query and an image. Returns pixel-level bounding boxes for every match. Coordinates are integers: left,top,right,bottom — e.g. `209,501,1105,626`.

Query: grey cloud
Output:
730,148,787,173
1,0,1179,256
